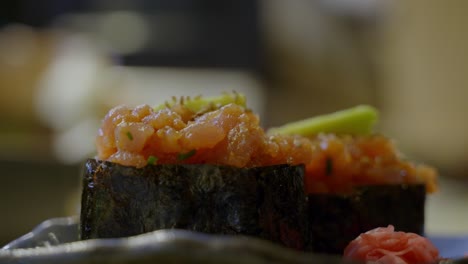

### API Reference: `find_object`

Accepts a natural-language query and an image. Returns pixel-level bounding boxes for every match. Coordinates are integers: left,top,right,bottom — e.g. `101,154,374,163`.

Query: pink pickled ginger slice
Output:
343,225,439,264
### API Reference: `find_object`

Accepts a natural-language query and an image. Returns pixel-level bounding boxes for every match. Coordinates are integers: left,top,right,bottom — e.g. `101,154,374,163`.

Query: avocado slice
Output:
267,105,378,136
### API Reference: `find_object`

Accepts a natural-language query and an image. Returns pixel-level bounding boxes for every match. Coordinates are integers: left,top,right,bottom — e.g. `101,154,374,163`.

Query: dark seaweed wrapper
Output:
80,159,308,250
307,184,426,254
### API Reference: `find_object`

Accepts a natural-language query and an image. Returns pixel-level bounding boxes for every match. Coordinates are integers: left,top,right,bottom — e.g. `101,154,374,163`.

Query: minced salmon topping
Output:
96,103,438,194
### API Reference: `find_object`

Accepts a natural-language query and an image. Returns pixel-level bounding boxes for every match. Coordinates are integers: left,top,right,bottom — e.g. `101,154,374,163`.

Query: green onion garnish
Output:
147,155,158,165
177,149,196,161
154,93,246,112
126,131,134,140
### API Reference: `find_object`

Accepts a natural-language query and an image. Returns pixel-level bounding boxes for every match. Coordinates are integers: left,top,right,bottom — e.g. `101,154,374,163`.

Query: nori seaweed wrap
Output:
80,159,308,250
306,184,426,254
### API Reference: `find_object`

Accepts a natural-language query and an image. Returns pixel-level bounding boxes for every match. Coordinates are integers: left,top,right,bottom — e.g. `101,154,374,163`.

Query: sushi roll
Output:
267,107,437,254
81,160,307,249
81,93,310,250
81,92,438,253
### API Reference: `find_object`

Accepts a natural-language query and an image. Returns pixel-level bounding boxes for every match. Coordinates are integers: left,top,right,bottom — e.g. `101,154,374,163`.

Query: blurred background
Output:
1,0,468,246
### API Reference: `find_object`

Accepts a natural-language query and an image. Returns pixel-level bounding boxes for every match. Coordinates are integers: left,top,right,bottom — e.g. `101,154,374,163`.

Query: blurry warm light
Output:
53,118,100,164
0,24,37,67
34,33,111,163
54,11,196,55
35,34,106,131
97,11,150,55
319,0,384,18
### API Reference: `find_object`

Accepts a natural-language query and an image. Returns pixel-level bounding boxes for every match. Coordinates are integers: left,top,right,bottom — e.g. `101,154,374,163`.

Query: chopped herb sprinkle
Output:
178,149,196,160
147,155,158,165
325,157,333,176
126,131,134,140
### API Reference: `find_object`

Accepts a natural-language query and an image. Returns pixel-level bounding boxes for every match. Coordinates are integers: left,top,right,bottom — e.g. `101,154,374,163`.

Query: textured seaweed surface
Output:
81,159,307,250
307,184,426,254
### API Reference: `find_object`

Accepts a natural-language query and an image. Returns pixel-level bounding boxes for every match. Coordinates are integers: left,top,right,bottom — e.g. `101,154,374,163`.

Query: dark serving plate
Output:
1,217,467,264
0,217,346,264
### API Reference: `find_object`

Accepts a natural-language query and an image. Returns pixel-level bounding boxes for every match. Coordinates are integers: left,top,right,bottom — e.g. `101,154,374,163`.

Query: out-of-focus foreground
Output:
0,0,467,245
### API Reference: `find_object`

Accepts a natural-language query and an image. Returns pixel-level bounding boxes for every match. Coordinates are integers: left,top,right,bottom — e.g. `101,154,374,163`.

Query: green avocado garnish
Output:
154,93,246,113
267,105,378,137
